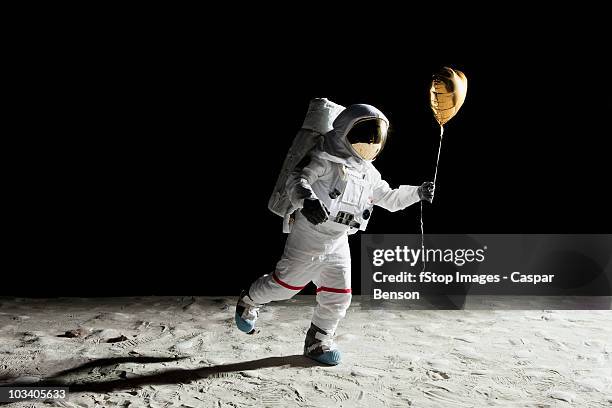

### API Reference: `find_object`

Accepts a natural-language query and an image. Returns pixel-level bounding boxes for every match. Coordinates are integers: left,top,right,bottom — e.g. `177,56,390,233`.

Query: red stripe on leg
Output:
316,287,352,294
272,272,306,290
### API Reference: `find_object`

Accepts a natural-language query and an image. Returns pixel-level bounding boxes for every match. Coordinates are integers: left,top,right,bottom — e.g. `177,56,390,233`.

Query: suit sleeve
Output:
372,176,421,212
286,154,330,209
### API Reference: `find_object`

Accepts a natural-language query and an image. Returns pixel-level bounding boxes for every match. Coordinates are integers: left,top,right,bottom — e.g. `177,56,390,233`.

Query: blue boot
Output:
235,290,260,334
303,323,341,365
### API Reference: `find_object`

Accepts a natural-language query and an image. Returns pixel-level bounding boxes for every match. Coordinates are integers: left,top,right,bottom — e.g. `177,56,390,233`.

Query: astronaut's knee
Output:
316,292,352,315
269,287,301,301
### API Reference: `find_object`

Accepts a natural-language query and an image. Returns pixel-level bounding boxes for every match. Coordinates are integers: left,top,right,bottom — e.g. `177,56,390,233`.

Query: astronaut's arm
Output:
286,154,330,209
372,178,422,212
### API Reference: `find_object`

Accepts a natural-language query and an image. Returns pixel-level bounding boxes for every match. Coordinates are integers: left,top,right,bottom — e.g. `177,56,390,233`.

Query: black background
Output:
6,31,610,296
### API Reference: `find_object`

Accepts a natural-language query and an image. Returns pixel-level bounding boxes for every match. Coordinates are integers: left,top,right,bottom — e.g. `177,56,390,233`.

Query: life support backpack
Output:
267,98,345,221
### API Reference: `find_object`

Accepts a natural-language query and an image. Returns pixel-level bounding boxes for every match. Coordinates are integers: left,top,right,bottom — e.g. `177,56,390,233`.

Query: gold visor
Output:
351,142,383,161
346,118,388,161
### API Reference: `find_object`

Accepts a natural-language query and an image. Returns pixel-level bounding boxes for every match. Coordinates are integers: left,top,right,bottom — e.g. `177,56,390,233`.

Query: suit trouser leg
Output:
311,243,352,334
249,255,319,304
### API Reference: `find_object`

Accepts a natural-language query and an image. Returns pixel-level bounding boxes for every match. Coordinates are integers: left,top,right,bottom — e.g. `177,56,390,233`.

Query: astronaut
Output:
236,104,434,365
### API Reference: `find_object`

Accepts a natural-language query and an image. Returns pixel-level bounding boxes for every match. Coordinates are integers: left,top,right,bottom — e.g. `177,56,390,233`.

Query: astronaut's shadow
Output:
4,355,320,397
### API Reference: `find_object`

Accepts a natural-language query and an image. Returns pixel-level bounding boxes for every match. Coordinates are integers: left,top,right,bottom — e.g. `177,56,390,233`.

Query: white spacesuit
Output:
236,103,433,365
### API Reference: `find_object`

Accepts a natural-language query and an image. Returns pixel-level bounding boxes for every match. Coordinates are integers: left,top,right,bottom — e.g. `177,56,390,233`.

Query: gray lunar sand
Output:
0,296,611,407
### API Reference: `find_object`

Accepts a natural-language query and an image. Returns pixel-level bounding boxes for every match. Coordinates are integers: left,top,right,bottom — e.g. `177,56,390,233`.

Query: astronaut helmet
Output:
345,117,388,161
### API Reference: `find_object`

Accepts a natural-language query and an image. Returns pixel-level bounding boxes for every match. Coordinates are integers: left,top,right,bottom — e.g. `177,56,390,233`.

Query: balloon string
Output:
420,201,425,272
420,124,444,272
433,125,444,189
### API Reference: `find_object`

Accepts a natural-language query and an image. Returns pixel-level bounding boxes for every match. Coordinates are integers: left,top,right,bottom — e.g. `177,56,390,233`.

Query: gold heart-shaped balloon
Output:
430,67,468,126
